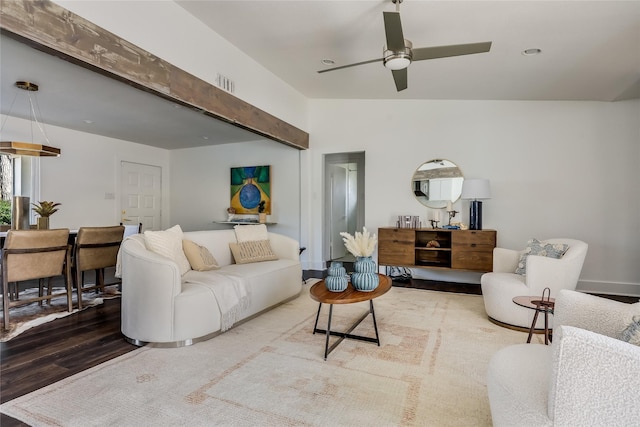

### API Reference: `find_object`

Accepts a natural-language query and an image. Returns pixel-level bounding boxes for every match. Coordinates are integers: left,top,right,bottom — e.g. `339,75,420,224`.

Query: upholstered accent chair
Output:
73,225,124,309
1,229,73,330
480,238,588,329
487,290,640,426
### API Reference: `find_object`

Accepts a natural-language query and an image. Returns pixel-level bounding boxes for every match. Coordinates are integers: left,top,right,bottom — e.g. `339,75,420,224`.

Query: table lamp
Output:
461,179,491,230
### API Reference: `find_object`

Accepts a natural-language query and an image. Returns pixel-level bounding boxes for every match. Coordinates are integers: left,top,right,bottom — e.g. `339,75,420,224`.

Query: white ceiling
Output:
1,1,639,150
177,0,640,101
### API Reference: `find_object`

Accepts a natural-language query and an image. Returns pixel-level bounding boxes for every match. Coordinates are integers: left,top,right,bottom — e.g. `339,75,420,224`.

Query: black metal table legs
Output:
313,300,380,360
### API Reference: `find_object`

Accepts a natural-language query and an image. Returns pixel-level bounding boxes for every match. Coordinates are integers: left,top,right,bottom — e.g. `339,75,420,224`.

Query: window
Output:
0,154,39,227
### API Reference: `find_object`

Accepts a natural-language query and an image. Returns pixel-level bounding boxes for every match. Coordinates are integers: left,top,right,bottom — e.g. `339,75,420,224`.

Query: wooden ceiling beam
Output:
0,1,309,150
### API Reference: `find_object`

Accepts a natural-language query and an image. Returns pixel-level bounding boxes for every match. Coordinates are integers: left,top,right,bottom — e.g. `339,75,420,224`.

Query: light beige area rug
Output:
1,282,535,426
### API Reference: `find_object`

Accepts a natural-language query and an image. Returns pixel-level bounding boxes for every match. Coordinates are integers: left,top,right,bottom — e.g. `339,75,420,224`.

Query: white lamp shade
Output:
461,179,492,200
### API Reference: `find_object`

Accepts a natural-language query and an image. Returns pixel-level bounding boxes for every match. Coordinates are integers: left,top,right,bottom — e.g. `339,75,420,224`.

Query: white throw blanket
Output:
182,270,251,332
114,235,146,278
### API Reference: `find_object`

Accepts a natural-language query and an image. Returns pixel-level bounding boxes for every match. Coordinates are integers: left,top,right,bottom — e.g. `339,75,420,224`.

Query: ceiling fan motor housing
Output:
383,39,413,70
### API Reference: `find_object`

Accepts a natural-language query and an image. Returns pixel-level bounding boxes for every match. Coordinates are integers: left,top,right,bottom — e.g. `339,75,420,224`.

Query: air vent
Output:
215,73,235,94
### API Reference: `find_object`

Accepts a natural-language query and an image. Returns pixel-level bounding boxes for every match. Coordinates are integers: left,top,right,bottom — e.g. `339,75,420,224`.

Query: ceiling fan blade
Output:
317,57,383,74
412,41,492,61
391,68,408,92
383,11,405,52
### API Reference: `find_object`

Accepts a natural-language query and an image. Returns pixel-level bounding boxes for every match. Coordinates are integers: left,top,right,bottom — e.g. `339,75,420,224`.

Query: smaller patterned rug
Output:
0,285,120,342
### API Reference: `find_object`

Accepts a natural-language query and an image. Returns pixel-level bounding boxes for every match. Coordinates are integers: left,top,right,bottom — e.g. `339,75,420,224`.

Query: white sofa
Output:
120,229,302,346
487,290,640,426
481,239,588,329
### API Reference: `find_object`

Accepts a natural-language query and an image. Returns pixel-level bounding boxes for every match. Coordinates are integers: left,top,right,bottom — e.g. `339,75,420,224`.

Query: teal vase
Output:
326,261,348,292
327,261,346,277
325,275,348,292
352,256,379,292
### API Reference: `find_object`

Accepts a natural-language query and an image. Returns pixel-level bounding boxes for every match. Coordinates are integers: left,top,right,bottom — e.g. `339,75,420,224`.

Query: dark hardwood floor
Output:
0,298,137,426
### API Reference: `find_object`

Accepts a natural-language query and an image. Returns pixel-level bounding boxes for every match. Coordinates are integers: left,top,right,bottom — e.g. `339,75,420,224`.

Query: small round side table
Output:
512,295,555,345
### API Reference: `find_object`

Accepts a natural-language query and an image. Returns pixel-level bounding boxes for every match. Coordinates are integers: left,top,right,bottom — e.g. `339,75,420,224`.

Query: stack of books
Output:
397,215,420,228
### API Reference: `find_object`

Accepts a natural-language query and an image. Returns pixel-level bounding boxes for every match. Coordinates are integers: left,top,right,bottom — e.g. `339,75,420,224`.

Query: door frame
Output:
323,152,365,263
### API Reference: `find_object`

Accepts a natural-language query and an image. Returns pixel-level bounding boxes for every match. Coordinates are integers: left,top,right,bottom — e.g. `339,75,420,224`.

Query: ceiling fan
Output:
317,0,492,92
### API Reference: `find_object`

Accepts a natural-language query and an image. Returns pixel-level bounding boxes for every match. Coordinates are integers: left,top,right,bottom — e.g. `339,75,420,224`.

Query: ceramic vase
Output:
327,261,346,277
325,275,348,292
325,261,348,292
352,256,379,292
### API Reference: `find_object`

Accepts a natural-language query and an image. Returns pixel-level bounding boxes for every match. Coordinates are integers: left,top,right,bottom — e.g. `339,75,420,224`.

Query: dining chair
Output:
73,225,124,309
1,228,73,330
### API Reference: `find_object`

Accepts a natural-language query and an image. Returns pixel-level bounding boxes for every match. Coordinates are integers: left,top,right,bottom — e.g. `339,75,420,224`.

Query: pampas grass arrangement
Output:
340,227,377,257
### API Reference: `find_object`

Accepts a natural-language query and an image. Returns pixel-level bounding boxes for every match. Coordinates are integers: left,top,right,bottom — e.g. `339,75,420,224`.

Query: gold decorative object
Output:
426,240,440,248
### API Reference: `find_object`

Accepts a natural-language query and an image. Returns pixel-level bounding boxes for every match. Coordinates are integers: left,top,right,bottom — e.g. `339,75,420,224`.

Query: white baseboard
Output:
577,280,640,297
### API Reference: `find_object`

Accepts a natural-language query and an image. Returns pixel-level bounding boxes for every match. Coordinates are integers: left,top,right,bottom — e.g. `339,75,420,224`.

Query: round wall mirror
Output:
412,159,464,209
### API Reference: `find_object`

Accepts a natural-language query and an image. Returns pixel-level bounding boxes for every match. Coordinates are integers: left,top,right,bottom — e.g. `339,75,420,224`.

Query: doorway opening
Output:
324,152,365,266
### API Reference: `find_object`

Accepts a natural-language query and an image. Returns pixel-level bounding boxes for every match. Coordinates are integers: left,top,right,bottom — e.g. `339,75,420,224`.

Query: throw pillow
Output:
182,239,220,271
229,240,277,264
619,315,640,346
234,224,269,242
144,225,191,275
515,238,570,275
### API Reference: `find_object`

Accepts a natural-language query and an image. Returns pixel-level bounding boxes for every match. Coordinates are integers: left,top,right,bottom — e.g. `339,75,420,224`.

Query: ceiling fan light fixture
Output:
383,39,413,70
384,55,411,70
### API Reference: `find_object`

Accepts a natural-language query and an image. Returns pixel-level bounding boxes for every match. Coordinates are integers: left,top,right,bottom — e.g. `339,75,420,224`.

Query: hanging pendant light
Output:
0,81,61,157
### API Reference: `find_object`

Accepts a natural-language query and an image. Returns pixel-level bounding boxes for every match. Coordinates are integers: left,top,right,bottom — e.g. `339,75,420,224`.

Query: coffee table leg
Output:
324,304,333,360
370,300,380,346
313,303,322,334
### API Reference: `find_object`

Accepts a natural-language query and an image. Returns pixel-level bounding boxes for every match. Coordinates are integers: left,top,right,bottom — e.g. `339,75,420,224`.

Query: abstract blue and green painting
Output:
230,165,271,214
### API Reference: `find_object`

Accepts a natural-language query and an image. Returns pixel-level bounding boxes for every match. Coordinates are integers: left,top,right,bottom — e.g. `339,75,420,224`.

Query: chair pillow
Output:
183,239,219,271
229,240,277,264
620,315,640,346
234,224,269,242
144,225,191,275
515,238,570,275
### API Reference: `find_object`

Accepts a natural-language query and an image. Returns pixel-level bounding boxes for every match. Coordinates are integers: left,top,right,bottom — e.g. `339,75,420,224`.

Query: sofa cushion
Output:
234,224,268,242
183,239,220,271
515,238,569,275
620,315,640,346
229,240,277,264
144,225,191,275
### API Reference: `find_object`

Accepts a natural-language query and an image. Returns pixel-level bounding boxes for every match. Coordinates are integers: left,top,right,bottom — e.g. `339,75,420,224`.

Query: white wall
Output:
307,99,640,295
54,0,308,132
170,139,302,242
1,115,171,230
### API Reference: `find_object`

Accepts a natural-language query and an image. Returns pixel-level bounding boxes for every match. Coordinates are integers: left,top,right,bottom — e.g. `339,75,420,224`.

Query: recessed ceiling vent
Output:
215,73,235,94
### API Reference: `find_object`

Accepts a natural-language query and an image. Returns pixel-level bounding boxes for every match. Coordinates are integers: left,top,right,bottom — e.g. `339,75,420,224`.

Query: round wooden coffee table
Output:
310,274,392,360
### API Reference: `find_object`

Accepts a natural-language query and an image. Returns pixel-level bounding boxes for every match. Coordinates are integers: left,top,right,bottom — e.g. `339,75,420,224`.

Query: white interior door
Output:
329,164,348,260
120,161,162,231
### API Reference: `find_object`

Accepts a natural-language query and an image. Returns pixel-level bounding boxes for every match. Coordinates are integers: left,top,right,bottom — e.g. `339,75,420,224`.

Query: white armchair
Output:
487,290,640,426
481,238,588,329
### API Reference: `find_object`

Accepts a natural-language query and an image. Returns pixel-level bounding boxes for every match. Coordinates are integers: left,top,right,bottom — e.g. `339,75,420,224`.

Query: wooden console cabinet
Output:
378,227,497,272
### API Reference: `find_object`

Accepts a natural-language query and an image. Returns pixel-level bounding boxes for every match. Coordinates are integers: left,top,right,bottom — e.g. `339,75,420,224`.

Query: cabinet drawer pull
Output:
470,243,477,247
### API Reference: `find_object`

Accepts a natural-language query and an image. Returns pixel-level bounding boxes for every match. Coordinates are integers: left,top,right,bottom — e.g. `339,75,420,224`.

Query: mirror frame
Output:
411,159,464,209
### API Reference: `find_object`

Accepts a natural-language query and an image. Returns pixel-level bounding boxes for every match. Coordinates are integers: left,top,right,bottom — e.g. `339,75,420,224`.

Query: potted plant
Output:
258,200,267,224
31,201,61,229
